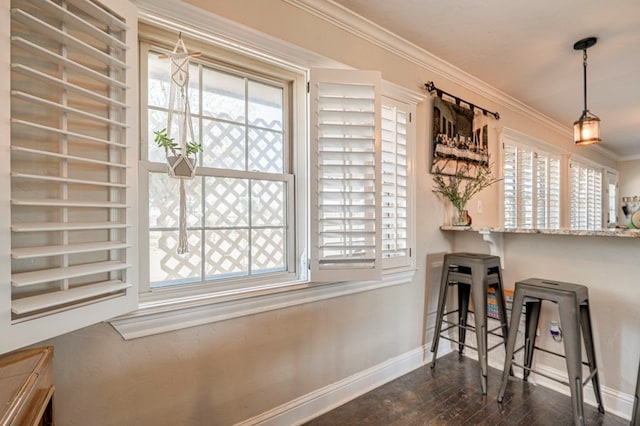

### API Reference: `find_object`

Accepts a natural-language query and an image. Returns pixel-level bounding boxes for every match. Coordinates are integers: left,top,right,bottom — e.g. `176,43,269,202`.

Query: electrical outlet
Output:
550,321,562,342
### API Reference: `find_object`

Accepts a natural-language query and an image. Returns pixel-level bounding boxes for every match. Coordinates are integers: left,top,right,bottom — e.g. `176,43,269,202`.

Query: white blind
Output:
309,69,382,282
381,102,408,265
570,159,603,230
503,142,560,229
2,0,138,353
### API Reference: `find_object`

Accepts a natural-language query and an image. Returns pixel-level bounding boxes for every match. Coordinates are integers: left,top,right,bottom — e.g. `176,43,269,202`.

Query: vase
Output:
453,209,471,226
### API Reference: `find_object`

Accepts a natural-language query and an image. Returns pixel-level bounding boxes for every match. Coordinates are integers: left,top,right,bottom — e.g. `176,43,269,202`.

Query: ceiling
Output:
331,0,640,159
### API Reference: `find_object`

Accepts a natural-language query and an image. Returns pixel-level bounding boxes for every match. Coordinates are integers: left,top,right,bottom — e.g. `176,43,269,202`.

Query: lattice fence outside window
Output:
144,48,292,288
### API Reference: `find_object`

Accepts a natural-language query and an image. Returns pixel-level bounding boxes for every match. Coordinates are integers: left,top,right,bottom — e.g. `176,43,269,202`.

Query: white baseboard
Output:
520,363,634,421
462,352,635,421
235,342,633,425
235,345,434,426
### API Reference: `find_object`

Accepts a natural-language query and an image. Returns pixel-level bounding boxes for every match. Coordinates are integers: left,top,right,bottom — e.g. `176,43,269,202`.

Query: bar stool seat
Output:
497,278,604,426
430,252,509,394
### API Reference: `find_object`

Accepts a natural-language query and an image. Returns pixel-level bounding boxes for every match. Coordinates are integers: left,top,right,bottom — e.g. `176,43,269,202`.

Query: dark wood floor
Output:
305,352,628,426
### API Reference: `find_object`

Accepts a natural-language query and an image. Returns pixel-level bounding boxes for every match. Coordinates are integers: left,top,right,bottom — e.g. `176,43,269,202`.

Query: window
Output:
2,0,138,354
570,158,603,230
140,36,298,294
502,135,560,229
106,23,419,339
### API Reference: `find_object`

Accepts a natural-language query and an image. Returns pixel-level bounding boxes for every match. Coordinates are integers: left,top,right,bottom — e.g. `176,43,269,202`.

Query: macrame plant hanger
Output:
165,33,198,254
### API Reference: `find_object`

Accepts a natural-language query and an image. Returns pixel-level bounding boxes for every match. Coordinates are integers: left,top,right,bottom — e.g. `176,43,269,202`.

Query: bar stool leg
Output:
458,283,470,354
559,303,585,426
493,283,510,350
523,300,541,382
579,302,604,413
498,290,526,403
493,283,513,376
430,260,452,368
471,264,489,394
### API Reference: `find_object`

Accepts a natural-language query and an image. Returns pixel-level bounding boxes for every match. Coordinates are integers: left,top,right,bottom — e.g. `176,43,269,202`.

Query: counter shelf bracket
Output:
478,229,504,269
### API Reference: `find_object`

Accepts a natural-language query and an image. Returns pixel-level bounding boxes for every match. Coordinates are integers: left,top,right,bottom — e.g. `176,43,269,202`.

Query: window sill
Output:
109,268,416,340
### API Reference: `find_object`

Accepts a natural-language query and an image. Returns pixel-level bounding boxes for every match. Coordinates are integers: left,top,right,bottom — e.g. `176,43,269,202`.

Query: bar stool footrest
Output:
532,345,592,367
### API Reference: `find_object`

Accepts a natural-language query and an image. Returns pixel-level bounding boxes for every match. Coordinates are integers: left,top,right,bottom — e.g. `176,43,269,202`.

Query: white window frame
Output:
1,0,139,354
501,128,561,229
109,8,419,339
138,36,301,296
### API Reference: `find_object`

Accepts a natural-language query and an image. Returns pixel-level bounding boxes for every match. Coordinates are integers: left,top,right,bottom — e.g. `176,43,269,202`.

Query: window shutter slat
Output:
12,280,131,316
12,119,128,148
12,241,131,259
12,146,129,168
2,0,138,354
11,261,130,288
11,7,128,69
11,36,129,89
309,69,382,282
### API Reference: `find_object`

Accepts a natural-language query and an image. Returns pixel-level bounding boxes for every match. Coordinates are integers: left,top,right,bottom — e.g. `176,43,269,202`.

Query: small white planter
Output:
167,155,197,179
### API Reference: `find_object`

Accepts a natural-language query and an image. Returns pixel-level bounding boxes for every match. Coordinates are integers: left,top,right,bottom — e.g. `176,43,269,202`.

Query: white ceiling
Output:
331,0,640,159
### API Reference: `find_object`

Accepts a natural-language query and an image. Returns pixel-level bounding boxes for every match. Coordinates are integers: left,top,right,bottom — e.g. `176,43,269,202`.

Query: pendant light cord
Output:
582,49,588,113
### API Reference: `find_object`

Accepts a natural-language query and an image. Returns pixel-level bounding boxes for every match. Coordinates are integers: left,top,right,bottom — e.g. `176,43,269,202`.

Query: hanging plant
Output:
157,33,203,254
153,128,202,179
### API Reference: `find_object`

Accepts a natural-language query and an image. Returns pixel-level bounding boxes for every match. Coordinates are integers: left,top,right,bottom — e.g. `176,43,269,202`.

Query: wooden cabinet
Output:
0,346,54,426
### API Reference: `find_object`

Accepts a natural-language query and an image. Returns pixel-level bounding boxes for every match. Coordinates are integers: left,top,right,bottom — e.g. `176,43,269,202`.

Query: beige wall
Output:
38,1,636,424
619,159,640,199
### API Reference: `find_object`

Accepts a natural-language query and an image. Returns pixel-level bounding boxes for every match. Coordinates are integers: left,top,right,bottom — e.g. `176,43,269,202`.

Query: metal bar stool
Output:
632,357,639,426
430,252,509,394
497,278,604,426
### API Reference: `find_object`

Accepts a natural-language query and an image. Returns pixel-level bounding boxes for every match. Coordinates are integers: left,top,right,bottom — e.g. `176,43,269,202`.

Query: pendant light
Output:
573,37,600,146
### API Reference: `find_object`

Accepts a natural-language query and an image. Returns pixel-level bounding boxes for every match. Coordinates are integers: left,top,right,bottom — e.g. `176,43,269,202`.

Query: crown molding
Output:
618,154,640,162
284,0,574,138
135,0,342,71
589,143,620,161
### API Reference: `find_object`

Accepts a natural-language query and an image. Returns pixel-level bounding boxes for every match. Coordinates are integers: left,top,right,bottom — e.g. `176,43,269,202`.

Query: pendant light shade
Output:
573,112,600,146
573,37,600,146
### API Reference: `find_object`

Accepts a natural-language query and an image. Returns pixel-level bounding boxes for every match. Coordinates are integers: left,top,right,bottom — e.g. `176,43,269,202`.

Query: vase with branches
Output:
432,161,501,225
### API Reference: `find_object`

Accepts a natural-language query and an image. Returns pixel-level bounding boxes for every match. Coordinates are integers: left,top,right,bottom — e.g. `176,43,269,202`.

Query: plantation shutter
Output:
537,154,561,229
309,69,382,282
381,99,409,268
518,148,534,228
503,144,518,228
503,139,560,229
1,0,138,354
570,159,603,230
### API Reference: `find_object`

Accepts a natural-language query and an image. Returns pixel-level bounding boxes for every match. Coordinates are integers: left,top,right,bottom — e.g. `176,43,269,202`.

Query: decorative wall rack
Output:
425,81,500,120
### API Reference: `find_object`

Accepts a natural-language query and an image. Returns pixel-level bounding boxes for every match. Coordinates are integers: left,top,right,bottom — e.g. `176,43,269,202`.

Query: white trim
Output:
501,127,565,155
382,80,425,105
134,0,342,71
235,344,430,426
480,354,634,421
619,154,640,162
569,152,609,170
110,269,415,339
